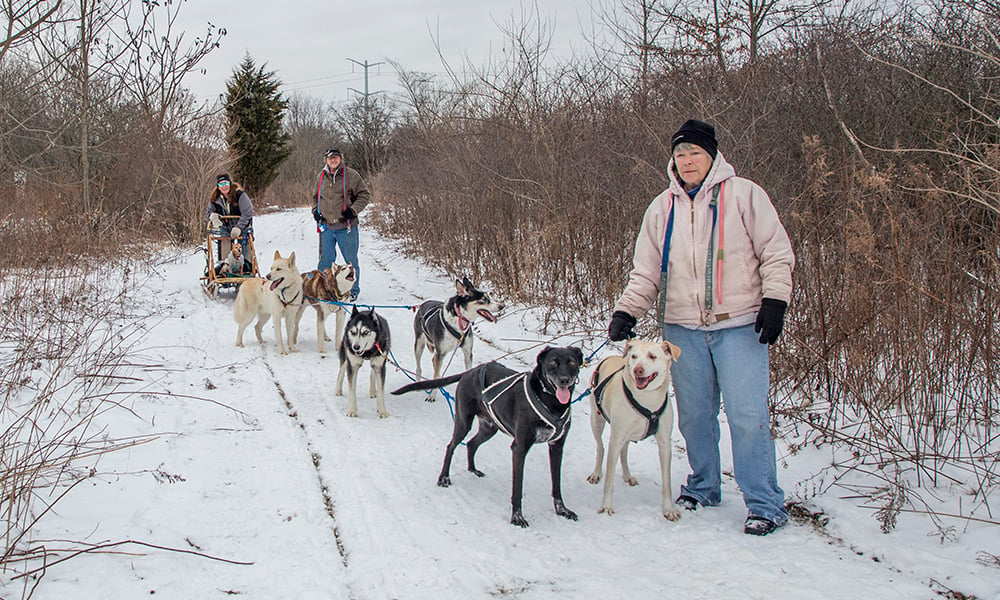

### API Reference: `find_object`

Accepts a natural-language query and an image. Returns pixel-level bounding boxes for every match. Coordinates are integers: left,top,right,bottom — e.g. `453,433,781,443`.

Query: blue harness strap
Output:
654,196,676,327
654,184,721,327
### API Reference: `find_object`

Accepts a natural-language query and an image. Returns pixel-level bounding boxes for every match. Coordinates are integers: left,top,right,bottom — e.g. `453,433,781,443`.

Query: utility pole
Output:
346,58,384,101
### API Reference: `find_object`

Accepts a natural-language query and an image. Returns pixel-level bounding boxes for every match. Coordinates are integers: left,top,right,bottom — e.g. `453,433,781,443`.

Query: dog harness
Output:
278,284,301,307
259,279,302,307
421,302,470,343
591,366,669,440
302,271,351,303
480,370,571,443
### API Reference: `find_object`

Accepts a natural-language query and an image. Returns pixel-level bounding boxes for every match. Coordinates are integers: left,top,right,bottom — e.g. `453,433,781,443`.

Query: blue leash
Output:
571,337,612,404
308,298,418,310
385,346,457,419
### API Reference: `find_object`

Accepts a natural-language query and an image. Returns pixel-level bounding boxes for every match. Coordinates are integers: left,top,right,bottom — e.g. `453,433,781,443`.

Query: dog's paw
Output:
663,507,682,521
624,475,639,487
235,341,244,348
554,500,578,522
598,505,615,515
437,475,452,487
586,473,601,484
289,346,300,353
346,409,358,418
424,395,437,403
378,410,389,419
510,512,530,528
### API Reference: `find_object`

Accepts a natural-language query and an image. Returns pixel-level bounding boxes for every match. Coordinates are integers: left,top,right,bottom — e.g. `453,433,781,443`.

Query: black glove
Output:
754,298,788,345
311,206,323,222
608,310,637,341
341,207,357,220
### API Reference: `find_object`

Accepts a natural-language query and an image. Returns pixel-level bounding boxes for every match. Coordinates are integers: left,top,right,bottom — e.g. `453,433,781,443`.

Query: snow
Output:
5,208,997,599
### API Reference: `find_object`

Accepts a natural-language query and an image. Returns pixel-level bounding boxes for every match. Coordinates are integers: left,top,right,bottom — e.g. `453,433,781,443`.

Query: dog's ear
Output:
351,305,359,316
662,340,682,361
572,346,584,364
288,252,296,268
621,339,634,356
455,277,469,296
273,250,281,260
535,346,553,368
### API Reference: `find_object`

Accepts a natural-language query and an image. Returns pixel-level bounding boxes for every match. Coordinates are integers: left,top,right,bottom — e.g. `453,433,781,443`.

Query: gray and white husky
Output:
336,306,392,418
412,276,504,402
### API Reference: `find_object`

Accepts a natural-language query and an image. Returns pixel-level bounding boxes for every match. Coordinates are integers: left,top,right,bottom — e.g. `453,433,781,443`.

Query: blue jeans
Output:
318,226,360,297
663,323,788,524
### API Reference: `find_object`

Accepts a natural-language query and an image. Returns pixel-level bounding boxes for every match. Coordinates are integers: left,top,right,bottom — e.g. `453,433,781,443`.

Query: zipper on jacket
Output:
689,198,703,315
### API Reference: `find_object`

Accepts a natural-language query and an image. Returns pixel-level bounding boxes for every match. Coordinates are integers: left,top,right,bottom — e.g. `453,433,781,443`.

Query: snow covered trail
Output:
18,209,940,599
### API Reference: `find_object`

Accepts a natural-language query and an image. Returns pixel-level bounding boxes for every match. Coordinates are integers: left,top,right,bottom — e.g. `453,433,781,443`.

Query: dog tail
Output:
391,373,464,395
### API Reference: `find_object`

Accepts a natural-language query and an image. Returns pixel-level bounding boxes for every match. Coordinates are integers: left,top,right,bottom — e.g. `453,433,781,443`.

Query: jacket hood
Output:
668,151,736,196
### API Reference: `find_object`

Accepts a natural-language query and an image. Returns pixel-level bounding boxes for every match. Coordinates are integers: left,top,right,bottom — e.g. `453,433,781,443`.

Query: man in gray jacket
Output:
608,119,794,536
312,148,370,302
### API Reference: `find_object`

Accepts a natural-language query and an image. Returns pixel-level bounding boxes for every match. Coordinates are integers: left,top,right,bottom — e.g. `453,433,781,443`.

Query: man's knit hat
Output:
671,120,718,159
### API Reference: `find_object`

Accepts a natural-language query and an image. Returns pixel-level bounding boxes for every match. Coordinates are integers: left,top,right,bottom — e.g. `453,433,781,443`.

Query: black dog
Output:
392,346,584,527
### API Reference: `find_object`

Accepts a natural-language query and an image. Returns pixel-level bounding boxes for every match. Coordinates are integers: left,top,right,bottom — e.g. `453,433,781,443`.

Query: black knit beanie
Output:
216,173,232,184
670,120,718,159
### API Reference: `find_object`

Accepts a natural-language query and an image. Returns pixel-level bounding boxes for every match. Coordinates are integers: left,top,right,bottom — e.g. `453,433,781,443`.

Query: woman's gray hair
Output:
673,142,706,155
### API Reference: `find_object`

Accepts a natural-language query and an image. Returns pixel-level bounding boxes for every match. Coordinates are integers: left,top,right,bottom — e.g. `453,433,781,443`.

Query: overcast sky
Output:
175,0,597,105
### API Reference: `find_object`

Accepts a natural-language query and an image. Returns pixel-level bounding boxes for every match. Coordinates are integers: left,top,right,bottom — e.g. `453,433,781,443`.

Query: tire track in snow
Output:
262,359,350,569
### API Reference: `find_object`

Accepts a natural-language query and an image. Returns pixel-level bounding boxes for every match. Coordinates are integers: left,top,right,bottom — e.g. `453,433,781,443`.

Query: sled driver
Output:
205,173,254,259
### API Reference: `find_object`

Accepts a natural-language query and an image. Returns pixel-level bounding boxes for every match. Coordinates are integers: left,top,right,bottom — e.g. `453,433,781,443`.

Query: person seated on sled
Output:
204,173,254,259
215,239,249,277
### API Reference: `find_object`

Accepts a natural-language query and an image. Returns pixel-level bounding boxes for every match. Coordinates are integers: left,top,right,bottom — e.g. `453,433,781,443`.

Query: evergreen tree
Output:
224,55,292,197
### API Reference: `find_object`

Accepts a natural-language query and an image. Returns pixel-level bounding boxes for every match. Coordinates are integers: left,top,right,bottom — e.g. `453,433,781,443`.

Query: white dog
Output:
587,339,682,520
234,251,303,355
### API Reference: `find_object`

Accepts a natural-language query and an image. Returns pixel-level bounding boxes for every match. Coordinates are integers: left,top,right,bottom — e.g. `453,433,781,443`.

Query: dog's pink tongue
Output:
269,278,281,291
556,386,571,404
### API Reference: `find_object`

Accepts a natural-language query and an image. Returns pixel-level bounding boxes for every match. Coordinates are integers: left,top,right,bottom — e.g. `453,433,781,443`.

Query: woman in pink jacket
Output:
608,119,794,536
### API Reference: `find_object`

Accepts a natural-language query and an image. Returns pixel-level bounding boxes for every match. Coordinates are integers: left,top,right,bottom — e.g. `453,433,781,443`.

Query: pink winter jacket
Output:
613,152,794,327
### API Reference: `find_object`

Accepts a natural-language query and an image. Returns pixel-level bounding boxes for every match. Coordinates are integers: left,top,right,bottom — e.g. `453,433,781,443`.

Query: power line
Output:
346,58,384,100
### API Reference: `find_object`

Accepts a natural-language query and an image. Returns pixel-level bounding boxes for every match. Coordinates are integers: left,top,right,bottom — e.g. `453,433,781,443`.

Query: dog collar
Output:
438,303,470,340
526,377,572,443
